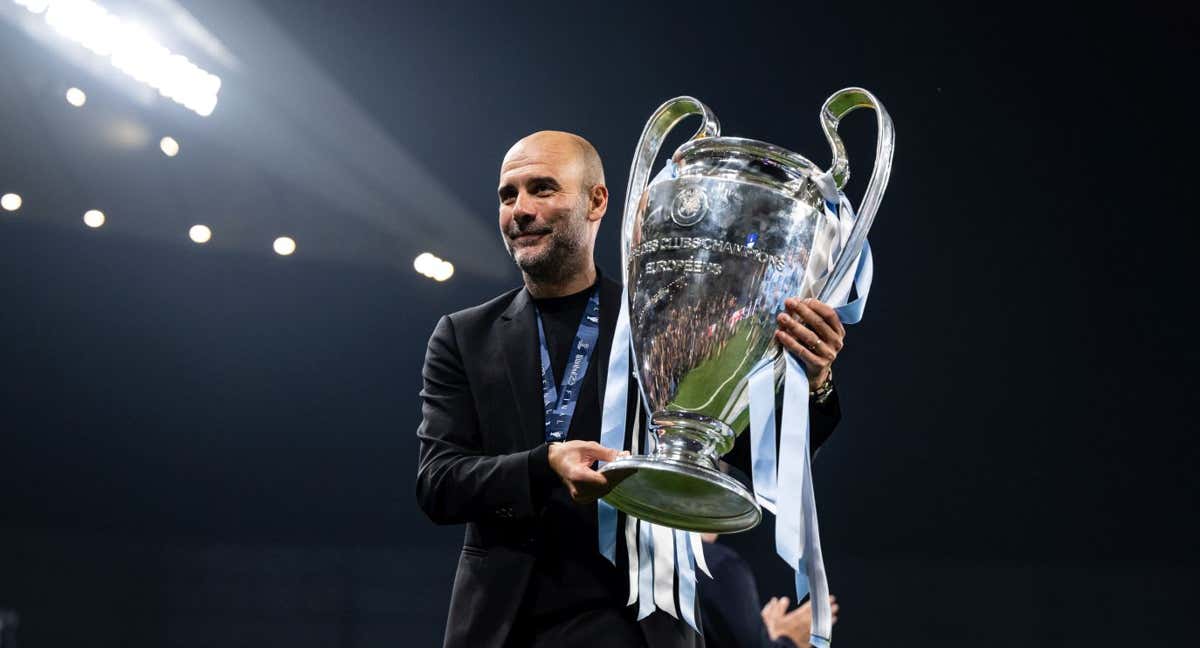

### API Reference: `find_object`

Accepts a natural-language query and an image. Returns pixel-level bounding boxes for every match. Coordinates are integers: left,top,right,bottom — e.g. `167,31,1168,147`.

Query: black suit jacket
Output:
416,275,841,648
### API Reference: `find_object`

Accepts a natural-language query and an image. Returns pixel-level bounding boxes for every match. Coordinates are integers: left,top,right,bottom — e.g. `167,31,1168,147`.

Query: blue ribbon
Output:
598,286,632,564
743,189,873,648
599,182,874,641
535,288,601,442
747,360,779,515
676,528,698,631
637,516,656,621
598,287,703,633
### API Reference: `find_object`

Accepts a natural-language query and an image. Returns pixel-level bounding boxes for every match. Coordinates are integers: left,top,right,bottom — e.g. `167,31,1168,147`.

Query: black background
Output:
2,1,1197,646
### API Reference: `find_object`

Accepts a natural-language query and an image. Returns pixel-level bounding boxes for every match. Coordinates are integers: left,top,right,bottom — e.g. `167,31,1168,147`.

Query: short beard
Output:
504,203,590,285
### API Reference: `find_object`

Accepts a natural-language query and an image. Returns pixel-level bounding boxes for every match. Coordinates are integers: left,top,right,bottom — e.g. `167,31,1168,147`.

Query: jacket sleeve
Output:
809,383,842,457
415,315,557,525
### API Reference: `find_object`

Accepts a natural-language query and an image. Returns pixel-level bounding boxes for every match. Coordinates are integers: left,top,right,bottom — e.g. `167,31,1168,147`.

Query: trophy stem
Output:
599,410,760,533
649,410,735,468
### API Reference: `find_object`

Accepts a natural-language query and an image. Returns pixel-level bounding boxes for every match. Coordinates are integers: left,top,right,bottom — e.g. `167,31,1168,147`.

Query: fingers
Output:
761,597,779,620
572,440,622,463
763,597,787,624
804,298,846,336
776,310,824,350
774,326,831,370
784,298,844,353
555,441,628,502
590,444,622,463
566,463,608,485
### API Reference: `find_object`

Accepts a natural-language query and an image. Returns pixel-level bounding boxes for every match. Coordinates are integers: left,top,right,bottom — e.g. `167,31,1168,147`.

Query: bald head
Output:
497,130,609,294
503,130,605,192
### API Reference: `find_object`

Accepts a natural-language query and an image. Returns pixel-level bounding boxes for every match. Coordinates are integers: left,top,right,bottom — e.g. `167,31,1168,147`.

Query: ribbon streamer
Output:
599,187,875,642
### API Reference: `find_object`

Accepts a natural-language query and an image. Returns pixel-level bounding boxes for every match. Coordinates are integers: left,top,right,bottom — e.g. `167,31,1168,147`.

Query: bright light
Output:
414,252,454,282
432,261,454,282
160,136,179,157
17,1,222,117
15,0,49,14
65,86,86,107
83,209,105,228
413,252,436,274
189,224,211,243
273,236,296,256
1,193,22,211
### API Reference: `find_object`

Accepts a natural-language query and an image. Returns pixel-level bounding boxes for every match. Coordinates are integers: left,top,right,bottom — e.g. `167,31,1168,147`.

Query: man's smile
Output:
511,230,551,244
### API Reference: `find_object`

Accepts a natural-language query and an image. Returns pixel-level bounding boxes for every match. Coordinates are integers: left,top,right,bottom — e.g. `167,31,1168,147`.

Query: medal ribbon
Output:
535,288,601,442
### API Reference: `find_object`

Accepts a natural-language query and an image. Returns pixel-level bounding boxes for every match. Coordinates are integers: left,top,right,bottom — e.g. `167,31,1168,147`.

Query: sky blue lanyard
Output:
535,288,601,442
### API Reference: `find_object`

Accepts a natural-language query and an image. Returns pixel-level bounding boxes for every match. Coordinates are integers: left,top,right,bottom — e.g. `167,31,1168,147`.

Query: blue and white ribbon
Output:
598,286,705,632
597,176,875,642
745,183,873,648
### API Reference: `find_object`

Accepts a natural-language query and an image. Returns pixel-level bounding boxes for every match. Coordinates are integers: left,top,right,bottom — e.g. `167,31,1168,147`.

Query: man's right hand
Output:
547,441,624,503
761,595,839,647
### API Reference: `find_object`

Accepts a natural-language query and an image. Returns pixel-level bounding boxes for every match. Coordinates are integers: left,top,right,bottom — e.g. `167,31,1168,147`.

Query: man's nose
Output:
512,190,536,218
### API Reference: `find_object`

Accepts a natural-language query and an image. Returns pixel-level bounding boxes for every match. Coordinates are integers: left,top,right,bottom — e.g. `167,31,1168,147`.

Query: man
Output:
415,131,847,647
697,532,839,648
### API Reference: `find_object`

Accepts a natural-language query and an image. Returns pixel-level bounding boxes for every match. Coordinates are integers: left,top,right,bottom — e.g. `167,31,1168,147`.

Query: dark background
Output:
2,1,1196,646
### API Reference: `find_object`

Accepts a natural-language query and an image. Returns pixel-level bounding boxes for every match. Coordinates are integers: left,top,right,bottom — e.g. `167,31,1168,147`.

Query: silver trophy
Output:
600,88,894,533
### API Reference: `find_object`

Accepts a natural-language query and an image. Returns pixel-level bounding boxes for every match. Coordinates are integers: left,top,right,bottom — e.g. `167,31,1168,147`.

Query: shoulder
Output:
446,286,524,325
438,286,524,337
426,286,523,353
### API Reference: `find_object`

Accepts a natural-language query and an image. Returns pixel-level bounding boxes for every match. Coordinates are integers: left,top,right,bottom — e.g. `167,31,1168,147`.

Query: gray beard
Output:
512,230,586,285
504,210,589,285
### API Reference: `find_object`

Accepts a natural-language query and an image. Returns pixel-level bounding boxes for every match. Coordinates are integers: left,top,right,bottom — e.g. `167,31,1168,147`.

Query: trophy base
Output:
599,456,761,533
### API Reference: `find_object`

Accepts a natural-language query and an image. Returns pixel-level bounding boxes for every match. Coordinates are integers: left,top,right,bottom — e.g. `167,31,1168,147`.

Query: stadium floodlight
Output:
83,209,105,227
273,236,296,256
414,252,454,282
14,0,222,117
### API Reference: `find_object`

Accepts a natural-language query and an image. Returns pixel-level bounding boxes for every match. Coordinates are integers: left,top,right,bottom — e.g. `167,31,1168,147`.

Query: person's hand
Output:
775,298,846,387
761,595,839,647
761,596,790,638
547,441,626,503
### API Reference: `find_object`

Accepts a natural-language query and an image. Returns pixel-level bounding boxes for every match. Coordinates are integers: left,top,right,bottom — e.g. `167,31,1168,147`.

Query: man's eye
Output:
535,187,555,196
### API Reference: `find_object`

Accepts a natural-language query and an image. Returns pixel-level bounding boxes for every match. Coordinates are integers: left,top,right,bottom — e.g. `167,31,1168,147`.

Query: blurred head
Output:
498,131,607,284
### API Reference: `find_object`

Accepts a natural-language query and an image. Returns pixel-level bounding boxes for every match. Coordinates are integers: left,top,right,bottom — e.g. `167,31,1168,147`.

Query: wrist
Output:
546,441,564,474
809,368,834,404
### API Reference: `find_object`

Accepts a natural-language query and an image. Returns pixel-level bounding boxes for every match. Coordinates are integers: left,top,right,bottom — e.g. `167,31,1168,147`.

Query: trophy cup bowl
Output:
599,89,893,533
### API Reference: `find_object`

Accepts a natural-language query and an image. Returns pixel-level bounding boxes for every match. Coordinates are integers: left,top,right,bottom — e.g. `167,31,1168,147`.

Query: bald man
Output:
415,132,846,648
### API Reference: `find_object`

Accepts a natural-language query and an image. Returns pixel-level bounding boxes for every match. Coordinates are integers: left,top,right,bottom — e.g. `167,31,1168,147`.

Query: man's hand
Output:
761,595,839,647
547,441,625,503
775,298,846,387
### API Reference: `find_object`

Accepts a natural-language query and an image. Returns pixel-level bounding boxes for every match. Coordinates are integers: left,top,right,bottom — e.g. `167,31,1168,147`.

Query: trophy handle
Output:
621,97,721,281
817,87,895,302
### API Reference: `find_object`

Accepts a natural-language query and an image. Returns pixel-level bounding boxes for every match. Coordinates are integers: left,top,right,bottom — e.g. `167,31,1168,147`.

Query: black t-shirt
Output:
533,284,596,386
516,279,632,630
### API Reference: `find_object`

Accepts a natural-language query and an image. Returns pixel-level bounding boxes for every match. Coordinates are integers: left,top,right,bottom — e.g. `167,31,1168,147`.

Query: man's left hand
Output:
775,298,845,387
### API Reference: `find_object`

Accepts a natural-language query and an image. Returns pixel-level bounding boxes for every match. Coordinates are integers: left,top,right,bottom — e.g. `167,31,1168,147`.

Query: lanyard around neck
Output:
535,288,601,442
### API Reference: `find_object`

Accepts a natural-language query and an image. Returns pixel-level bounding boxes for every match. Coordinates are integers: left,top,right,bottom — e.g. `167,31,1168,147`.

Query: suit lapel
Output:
499,288,545,450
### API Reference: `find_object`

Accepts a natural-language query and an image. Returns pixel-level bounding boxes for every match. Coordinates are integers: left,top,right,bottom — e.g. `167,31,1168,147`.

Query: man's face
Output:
497,138,592,282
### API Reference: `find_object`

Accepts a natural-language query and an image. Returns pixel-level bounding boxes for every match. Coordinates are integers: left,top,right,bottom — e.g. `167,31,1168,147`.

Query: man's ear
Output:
587,184,608,222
